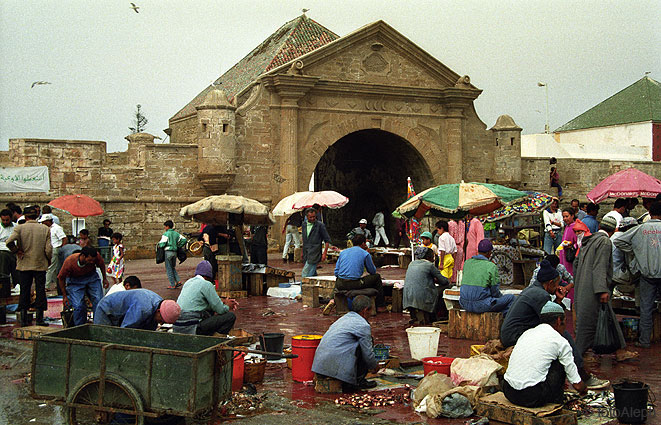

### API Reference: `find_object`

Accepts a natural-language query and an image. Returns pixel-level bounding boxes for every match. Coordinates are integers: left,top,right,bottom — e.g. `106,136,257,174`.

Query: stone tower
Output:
490,114,522,186
195,87,237,194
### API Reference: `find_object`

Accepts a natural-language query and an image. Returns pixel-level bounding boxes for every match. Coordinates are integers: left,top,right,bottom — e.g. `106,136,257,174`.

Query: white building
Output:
522,76,660,161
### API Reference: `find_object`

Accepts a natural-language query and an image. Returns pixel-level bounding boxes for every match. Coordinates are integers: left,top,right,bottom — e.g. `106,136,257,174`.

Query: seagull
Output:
302,8,309,14
31,81,51,88
130,2,139,13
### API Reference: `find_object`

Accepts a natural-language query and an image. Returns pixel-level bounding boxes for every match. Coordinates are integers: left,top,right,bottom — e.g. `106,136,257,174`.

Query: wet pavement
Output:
1,253,659,424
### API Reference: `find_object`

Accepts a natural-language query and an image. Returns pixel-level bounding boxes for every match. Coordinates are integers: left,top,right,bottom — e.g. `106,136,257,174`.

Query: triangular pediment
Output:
265,20,471,90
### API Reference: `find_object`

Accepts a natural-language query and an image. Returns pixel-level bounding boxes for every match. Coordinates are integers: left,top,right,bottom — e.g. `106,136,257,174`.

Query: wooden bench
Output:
448,309,503,340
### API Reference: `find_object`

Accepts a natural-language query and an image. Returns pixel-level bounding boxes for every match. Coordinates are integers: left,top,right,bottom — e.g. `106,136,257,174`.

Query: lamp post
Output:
537,82,550,133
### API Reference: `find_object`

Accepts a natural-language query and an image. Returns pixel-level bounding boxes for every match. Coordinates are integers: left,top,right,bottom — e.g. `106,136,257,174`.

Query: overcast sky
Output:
1,0,659,152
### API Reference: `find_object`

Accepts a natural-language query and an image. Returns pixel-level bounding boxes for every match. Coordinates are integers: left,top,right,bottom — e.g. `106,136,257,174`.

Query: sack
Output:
155,246,165,264
593,303,619,354
450,355,502,388
177,245,187,264
564,244,576,263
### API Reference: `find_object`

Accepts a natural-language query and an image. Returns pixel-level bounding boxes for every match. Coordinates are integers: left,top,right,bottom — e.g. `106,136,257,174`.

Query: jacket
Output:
613,219,661,278
302,220,331,264
6,220,52,271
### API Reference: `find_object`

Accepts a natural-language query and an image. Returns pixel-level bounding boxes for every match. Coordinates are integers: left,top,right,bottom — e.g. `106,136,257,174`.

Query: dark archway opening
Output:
314,129,434,244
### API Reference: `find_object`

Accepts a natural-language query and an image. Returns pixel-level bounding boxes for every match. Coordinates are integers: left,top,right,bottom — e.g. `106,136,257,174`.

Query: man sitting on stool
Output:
504,301,587,407
173,260,239,335
312,295,378,391
334,234,384,311
459,239,514,315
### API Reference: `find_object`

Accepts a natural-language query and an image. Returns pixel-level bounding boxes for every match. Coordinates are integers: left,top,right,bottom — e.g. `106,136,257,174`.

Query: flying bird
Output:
31,81,51,88
130,2,139,13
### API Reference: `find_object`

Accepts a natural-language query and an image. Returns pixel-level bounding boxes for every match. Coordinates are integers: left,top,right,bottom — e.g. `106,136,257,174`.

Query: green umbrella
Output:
395,182,529,219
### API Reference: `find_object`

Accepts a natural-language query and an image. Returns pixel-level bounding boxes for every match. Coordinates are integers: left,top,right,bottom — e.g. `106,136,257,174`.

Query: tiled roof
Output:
555,76,661,132
171,15,339,122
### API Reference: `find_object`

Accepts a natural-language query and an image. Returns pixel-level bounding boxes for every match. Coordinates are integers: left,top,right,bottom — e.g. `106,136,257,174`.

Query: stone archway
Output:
311,129,435,243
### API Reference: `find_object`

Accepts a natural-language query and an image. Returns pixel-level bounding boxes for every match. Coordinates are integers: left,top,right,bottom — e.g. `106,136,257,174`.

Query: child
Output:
77,229,91,247
106,232,125,285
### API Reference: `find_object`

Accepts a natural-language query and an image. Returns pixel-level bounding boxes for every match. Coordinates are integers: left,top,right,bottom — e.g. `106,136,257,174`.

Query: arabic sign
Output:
0,166,50,193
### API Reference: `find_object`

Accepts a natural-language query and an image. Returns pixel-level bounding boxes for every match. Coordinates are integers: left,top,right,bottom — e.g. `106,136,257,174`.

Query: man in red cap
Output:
94,288,180,330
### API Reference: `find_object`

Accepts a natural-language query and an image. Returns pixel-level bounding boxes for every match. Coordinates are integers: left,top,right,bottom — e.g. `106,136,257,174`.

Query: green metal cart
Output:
30,324,235,424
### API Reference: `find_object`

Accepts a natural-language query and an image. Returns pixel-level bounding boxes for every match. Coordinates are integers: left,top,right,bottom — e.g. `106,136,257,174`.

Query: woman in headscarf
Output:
558,208,577,299
403,246,450,324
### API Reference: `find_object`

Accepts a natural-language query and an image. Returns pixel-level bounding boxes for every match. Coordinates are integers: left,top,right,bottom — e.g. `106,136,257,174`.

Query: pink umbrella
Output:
291,190,349,210
587,168,661,203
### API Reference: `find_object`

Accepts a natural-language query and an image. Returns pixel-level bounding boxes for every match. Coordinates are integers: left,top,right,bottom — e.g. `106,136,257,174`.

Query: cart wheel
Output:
65,373,145,425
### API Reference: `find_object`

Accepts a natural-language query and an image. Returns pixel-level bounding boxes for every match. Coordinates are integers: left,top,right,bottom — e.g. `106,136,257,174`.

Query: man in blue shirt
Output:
312,295,378,390
94,288,181,330
581,203,600,234
334,234,384,309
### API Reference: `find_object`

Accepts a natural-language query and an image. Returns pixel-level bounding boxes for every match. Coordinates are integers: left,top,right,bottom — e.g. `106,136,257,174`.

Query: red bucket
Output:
421,356,454,376
232,352,246,391
291,334,322,382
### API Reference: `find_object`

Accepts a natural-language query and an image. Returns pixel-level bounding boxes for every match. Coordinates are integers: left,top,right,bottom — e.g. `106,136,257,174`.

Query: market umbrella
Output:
480,191,554,222
395,182,529,219
48,194,104,217
272,190,348,216
179,195,275,226
587,167,661,203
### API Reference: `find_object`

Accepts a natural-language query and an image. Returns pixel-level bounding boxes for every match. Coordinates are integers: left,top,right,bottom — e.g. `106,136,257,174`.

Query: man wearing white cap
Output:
38,214,67,291
347,219,372,247
504,301,587,407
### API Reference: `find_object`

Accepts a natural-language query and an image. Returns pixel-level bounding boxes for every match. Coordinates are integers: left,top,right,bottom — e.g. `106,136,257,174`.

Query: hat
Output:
195,260,214,279
359,219,368,224
420,231,433,239
415,246,430,260
537,259,559,283
477,239,493,253
159,300,181,324
541,301,565,315
600,216,617,232
619,217,638,231
38,214,54,223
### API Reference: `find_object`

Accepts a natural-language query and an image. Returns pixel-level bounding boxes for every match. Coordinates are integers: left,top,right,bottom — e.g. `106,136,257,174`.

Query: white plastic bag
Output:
450,355,501,387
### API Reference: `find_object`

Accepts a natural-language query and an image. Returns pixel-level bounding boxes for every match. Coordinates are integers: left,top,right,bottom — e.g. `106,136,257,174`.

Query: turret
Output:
195,87,237,194
490,115,522,185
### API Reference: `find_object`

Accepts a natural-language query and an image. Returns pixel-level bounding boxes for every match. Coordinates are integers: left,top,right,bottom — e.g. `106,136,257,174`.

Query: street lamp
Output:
537,82,550,134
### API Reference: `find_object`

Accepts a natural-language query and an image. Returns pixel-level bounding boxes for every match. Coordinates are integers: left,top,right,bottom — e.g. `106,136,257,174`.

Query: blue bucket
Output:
373,344,390,361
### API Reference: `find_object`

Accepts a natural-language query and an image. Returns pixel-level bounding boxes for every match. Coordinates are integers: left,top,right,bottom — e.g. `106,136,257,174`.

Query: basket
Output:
188,240,204,256
243,357,266,383
373,344,390,361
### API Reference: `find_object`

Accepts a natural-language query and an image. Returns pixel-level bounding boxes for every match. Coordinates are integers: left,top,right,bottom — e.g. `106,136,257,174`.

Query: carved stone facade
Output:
2,20,659,257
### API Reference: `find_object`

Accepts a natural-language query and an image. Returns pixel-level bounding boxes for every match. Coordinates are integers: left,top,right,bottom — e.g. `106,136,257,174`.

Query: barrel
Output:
231,351,245,391
291,334,322,382
613,381,649,424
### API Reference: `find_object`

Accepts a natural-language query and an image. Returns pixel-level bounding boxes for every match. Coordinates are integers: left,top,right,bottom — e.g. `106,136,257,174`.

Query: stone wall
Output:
0,138,205,259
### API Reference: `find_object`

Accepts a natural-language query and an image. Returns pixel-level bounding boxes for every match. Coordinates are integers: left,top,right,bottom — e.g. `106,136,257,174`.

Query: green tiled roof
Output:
171,15,339,122
555,76,661,132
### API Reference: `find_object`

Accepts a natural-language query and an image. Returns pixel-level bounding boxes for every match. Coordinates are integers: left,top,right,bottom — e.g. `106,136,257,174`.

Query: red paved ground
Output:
4,253,659,424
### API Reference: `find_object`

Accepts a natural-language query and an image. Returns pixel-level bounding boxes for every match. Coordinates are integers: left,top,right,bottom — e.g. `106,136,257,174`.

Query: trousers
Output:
282,225,302,258
19,270,47,310
373,226,389,246
335,274,385,307
164,250,180,286
639,276,661,345
503,360,565,407
66,273,103,326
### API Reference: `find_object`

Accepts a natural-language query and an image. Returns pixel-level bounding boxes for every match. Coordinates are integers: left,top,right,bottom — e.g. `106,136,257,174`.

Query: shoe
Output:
19,309,32,327
175,281,183,289
635,341,651,349
167,286,176,289
35,310,49,327
358,379,378,389
585,375,610,390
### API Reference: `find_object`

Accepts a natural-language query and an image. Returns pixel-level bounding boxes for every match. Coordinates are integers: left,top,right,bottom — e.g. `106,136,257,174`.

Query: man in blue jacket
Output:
94,288,181,330
334,234,384,308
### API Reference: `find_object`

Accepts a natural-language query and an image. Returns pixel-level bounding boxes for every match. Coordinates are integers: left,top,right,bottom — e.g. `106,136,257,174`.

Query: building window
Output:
496,138,499,146
510,137,515,146
223,124,229,133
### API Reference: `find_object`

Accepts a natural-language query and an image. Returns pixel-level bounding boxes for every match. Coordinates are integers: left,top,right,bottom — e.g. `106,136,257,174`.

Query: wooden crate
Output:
217,290,248,299
217,256,243,291
398,255,411,269
448,309,503,340
314,374,342,393
476,402,577,425
248,274,265,296
391,287,403,313
0,295,20,306
301,284,320,308
12,326,57,340
304,277,336,299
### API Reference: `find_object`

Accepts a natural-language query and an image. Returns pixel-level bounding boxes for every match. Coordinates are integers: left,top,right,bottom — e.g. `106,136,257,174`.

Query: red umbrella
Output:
587,168,661,203
48,194,104,217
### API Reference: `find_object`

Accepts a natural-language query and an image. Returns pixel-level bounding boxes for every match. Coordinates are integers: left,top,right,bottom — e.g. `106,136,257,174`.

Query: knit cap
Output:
537,259,559,282
541,300,564,315
195,260,214,279
159,300,181,324
477,238,493,253
415,246,430,260
600,216,617,232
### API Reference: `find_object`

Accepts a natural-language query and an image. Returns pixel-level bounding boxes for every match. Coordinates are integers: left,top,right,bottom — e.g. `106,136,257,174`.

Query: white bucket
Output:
406,326,441,360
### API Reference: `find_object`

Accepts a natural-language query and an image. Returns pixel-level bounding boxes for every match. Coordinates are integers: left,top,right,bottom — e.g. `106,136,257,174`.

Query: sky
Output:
1,0,660,153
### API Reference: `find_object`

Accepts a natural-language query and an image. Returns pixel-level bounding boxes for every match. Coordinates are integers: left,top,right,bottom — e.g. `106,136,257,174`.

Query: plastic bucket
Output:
232,352,246,391
406,327,441,360
291,334,322,382
260,333,285,360
421,356,455,376
373,344,390,361
622,318,640,342
613,381,649,423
